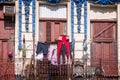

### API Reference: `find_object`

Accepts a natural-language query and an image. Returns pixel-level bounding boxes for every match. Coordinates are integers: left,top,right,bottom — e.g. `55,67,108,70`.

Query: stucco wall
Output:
15,1,34,59
73,2,90,62
15,1,35,75
90,5,117,19
117,4,120,76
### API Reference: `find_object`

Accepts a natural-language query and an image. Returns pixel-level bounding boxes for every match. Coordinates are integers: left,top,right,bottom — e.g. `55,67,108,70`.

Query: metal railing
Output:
1,59,120,80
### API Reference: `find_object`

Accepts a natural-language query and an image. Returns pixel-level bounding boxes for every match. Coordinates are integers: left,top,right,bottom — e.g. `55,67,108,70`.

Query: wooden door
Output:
39,19,67,42
52,21,65,42
0,5,15,80
91,20,118,77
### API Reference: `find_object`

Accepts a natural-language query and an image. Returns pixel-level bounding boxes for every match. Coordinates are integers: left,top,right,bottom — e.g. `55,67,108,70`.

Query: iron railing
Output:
1,59,120,80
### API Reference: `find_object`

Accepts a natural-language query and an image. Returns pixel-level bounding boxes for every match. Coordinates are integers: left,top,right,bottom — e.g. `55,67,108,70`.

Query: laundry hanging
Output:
83,0,88,51
57,35,70,64
23,0,32,32
71,0,75,51
59,44,67,64
36,42,50,56
73,0,88,51
18,0,22,50
73,0,83,33
32,0,36,37
18,0,36,50
51,48,58,65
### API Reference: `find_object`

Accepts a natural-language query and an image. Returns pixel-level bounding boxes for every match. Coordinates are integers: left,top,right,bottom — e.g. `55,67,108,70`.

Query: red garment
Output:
57,35,70,62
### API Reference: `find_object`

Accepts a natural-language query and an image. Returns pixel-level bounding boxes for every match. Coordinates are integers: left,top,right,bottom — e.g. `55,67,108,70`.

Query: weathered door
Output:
91,20,118,78
39,19,67,42
0,5,15,80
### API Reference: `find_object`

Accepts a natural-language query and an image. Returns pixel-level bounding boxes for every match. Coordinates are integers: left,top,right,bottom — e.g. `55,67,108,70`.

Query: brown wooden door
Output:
91,20,118,77
0,6,15,80
39,19,67,42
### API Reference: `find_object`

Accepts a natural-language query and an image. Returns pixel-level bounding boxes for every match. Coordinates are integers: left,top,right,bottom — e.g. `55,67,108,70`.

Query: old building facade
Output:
0,0,120,79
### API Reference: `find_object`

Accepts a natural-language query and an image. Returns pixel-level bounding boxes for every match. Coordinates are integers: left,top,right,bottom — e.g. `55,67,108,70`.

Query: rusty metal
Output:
0,60,15,80
27,60,71,80
0,57,119,80
71,59,120,80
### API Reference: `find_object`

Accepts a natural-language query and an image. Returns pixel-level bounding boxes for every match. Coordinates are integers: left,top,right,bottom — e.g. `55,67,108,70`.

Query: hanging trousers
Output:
36,42,50,56
57,35,70,64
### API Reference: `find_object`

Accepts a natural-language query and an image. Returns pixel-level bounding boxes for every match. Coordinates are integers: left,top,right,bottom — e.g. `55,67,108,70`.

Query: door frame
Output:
90,19,118,75
39,18,67,42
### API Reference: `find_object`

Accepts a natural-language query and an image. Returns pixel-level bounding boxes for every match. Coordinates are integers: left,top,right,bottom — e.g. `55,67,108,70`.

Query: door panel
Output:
2,41,8,60
91,21,118,77
39,20,67,42
0,14,15,80
46,21,51,42
92,22,116,42
54,22,60,41
41,21,46,42
53,22,64,41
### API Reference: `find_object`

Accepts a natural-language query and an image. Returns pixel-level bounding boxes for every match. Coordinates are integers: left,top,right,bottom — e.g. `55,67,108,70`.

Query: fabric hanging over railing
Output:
18,0,22,50
18,0,36,50
32,0,36,37
83,0,88,51
92,0,119,5
71,0,88,51
84,0,87,38
71,0,74,51
73,0,83,33
23,0,32,32
46,0,61,3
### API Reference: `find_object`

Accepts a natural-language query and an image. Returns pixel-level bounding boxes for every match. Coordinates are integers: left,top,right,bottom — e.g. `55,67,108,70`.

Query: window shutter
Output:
46,21,51,42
